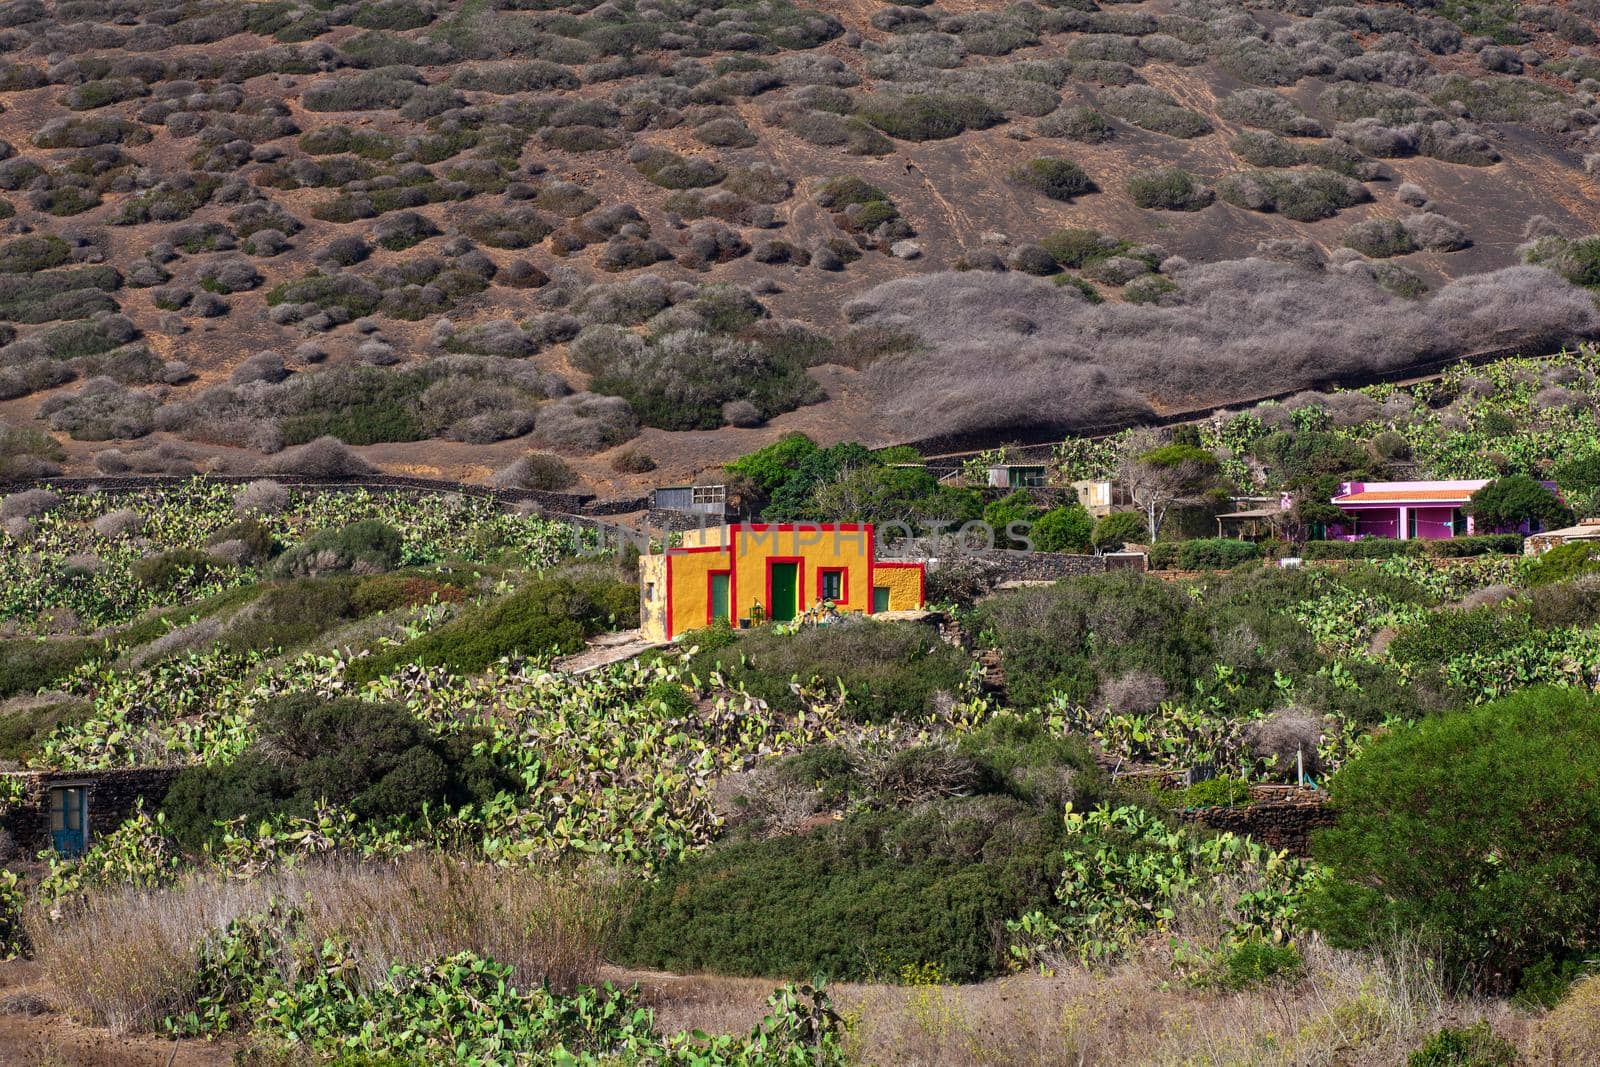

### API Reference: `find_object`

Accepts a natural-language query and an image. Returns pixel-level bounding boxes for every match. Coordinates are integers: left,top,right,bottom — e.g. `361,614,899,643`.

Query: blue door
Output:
50,786,86,857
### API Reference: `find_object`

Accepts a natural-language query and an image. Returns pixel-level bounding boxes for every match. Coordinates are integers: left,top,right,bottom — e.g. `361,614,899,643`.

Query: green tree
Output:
726,432,819,499
1291,473,1352,535
1091,511,1148,552
810,465,980,527
1554,453,1600,496
984,491,1043,549
1467,475,1573,533
1306,688,1600,992
1033,504,1094,553
1118,440,1225,540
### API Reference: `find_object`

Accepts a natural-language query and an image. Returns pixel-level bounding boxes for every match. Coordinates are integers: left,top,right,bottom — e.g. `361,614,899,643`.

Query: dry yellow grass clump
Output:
27,854,626,1035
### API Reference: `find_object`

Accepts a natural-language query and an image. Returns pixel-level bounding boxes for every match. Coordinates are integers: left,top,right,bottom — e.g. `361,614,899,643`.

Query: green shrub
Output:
975,572,1207,709
0,235,71,274
1040,227,1127,269
0,697,90,763
1032,504,1094,553
1178,539,1260,570
1397,598,1531,662
348,573,637,682
1467,475,1574,533
133,549,220,592
1344,218,1418,259
1301,538,1419,560
1217,169,1370,222
1036,105,1112,142
206,518,281,563
161,694,511,847
855,93,1002,141
686,620,969,724
1424,534,1522,557
1090,511,1148,552
0,639,106,699
1123,275,1177,305
618,795,1067,982
1125,168,1214,211
1522,541,1600,586
1217,938,1303,990
813,176,888,208
1177,776,1251,808
1008,158,1095,202
1103,86,1211,138
1307,688,1600,992
219,578,361,654
1408,1022,1517,1067
276,520,404,578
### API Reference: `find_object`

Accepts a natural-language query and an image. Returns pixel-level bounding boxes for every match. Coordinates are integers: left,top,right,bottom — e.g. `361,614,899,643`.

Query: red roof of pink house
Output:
1331,480,1490,507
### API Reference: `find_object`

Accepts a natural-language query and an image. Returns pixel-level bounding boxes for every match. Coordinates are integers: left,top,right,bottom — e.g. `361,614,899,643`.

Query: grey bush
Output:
92,507,143,539
1343,218,1417,259
0,489,60,520
262,436,375,477
534,392,639,453
489,451,577,492
841,263,1600,439
234,479,289,516
1103,85,1211,137
1403,212,1471,252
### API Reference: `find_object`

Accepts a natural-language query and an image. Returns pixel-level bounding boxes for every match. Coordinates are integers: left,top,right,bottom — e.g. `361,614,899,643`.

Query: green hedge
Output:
1423,534,1523,558
1149,538,1261,570
1301,538,1420,560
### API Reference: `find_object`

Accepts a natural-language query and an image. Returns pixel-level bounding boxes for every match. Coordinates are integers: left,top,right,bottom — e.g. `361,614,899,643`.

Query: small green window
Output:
821,569,843,602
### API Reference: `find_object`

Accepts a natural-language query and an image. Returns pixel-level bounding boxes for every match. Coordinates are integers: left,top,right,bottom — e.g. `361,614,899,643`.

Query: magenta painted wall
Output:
1412,506,1456,540
1352,509,1399,539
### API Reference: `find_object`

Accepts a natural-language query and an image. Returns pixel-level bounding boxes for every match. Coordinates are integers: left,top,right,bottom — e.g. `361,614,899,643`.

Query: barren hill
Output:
1,0,1600,490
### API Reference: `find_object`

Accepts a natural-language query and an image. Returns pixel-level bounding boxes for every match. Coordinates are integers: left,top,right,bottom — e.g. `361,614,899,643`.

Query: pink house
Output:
1328,480,1489,541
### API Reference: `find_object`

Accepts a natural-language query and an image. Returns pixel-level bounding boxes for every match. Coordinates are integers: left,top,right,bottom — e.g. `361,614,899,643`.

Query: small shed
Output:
987,464,1048,490
1071,479,1132,518
650,484,730,519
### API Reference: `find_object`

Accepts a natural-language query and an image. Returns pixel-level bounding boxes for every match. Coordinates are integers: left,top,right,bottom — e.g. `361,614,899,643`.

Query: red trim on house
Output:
729,530,740,627
706,568,732,627
865,522,876,614
664,553,675,641
764,555,805,620
816,566,849,605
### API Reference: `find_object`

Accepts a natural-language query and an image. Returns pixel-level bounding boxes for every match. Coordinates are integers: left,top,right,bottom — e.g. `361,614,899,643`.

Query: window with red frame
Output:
819,568,846,603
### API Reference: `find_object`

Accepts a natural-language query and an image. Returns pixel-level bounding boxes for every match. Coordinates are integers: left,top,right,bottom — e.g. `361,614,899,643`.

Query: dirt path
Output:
0,961,235,1067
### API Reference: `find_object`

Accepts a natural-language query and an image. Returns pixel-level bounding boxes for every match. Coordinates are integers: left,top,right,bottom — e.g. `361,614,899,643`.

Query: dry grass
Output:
26,853,626,1035
617,934,1542,1067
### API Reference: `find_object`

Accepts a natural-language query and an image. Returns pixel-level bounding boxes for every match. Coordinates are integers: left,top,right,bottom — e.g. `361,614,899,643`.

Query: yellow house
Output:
639,523,926,642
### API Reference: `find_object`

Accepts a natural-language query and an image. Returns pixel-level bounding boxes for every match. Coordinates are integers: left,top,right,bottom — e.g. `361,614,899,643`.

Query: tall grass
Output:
27,854,626,1034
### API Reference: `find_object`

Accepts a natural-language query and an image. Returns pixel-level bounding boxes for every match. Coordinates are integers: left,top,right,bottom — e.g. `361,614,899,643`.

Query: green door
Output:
872,586,891,613
710,573,730,625
769,562,799,622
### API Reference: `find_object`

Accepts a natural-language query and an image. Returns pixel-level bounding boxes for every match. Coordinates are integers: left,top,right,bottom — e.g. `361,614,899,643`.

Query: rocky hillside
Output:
1,0,1600,488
